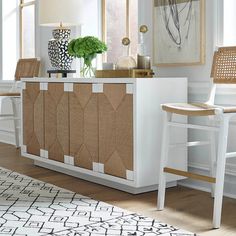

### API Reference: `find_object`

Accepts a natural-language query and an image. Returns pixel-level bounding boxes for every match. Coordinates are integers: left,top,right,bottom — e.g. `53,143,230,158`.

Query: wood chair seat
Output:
162,103,236,116
0,93,21,97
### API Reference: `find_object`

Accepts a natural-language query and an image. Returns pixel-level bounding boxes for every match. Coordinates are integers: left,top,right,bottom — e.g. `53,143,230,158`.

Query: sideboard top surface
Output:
21,77,187,84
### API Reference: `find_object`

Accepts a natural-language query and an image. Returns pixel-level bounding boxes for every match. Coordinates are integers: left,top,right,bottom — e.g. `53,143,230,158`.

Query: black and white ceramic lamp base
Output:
48,28,73,70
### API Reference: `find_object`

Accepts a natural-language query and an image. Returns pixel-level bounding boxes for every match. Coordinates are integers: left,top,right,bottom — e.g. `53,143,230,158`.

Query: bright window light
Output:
223,0,236,46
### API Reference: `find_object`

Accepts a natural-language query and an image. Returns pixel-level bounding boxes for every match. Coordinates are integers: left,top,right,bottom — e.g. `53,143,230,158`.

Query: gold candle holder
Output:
137,54,151,69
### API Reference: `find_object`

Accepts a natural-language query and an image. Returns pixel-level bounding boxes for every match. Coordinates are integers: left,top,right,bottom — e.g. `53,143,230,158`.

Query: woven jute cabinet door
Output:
23,82,44,156
99,84,133,179
44,83,69,162
69,84,99,170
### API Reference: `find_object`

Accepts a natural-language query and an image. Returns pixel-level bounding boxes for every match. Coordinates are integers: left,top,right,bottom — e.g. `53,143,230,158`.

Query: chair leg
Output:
213,116,229,229
11,98,20,148
208,118,216,198
157,112,172,210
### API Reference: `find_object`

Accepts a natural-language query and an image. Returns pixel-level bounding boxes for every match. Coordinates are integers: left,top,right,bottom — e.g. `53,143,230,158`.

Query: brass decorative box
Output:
95,69,154,78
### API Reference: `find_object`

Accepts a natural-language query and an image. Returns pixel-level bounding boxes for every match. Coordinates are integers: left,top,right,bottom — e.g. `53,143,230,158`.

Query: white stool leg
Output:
209,132,216,198
213,115,229,229
208,118,216,198
11,98,20,148
157,111,172,210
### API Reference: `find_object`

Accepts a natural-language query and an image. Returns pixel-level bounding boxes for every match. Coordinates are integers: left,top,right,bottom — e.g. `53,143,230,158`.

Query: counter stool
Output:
157,46,236,229
0,58,40,147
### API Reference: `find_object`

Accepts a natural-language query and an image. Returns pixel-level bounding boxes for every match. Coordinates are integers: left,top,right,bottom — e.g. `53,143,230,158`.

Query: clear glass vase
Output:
80,56,95,78
116,44,136,70
81,63,95,78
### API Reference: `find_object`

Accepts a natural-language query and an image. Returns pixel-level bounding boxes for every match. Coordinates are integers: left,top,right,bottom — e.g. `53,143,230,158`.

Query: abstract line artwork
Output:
154,0,205,66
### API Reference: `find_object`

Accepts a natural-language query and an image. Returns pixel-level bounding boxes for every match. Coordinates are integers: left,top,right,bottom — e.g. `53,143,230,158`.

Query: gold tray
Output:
95,69,154,78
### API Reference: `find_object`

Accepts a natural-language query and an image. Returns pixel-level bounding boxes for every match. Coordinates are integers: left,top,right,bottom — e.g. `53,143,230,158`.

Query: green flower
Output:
68,36,107,63
68,39,77,57
68,36,107,77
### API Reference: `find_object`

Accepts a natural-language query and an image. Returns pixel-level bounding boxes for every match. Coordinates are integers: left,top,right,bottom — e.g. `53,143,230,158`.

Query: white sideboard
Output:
21,77,187,194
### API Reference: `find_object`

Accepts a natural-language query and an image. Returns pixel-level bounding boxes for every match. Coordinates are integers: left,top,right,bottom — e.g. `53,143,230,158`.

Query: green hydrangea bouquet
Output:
68,36,107,77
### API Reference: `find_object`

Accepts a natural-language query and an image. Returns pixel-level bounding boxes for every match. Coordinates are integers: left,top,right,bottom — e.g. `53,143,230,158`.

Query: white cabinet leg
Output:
157,112,172,211
213,116,229,229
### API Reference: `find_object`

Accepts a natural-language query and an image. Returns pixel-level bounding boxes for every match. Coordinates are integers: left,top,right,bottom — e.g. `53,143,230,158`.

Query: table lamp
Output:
39,0,84,70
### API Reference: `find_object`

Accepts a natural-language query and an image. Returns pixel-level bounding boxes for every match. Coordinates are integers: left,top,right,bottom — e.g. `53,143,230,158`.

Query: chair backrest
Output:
14,58,40,81
211,46,236,84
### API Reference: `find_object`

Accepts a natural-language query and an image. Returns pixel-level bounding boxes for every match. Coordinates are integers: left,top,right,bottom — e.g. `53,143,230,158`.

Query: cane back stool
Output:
0,58,40,147
157,46,236,229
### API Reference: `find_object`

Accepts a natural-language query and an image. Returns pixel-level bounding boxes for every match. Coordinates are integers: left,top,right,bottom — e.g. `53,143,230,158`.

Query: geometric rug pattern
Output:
0,167,196,235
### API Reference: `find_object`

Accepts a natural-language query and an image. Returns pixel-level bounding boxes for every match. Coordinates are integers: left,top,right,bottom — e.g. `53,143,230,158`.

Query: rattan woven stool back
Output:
211,46,236,84
15,58,40,81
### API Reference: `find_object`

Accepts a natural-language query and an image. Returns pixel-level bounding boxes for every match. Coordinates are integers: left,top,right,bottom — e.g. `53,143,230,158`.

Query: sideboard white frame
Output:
21,77,187,194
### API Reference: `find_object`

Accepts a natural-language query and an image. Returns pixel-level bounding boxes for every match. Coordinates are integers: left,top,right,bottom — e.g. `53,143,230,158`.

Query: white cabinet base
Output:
34,160,177,194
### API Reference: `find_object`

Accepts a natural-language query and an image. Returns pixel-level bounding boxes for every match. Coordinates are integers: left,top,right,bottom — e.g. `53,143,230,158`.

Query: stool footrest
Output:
164,167,216,183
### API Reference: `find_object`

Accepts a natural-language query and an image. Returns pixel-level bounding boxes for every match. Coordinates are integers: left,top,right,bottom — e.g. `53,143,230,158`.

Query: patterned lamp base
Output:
48,28,73,70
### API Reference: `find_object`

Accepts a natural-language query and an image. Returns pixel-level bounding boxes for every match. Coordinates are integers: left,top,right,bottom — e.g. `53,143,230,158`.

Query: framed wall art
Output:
153,0,205,66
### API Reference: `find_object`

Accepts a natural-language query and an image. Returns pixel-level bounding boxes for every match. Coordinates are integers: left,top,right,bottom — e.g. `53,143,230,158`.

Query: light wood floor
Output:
0,143,236,236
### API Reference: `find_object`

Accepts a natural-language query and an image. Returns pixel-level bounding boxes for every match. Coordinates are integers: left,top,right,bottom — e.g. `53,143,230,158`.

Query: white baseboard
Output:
189,161,236,177
0,129,15,146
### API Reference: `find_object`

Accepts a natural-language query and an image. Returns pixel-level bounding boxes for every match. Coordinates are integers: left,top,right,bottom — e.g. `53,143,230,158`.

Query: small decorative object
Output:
140,25,148,33
138,25,148,56
116,37,137,70
137,55,151,69
137,25,151,69
102,63,114,70
68,36,107,77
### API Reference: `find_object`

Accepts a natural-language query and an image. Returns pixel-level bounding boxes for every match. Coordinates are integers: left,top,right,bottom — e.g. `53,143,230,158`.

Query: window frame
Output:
101,0,132,62
19,0,36,58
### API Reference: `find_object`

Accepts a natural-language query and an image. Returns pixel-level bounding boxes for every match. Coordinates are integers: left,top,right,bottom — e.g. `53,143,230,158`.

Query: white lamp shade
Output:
39,0,84,27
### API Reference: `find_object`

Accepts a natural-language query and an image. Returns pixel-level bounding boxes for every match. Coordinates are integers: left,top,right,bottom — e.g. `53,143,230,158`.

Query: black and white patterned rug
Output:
0,167,196,236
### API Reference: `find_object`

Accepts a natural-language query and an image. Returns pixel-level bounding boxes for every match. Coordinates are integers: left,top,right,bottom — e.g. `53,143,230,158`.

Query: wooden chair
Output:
0,58,40,147
157,46,236,229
